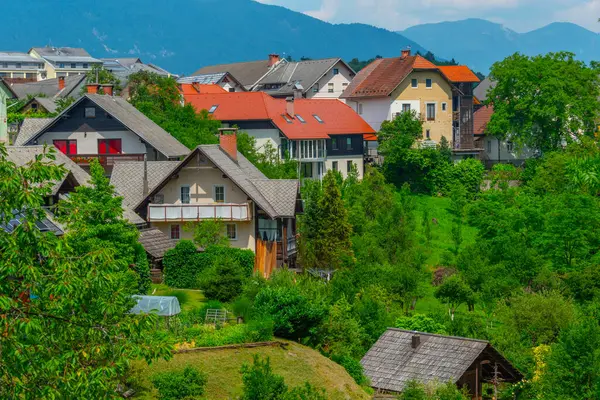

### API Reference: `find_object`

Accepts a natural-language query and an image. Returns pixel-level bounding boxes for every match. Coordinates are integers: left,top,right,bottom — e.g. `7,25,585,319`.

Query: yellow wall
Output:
392,71,453,144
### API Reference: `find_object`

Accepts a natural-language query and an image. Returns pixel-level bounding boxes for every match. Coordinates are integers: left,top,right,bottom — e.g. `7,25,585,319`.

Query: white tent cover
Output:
130,295,181,316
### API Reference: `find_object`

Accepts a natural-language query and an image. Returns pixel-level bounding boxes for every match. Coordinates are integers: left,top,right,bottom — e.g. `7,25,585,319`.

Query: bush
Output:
163,241,205,288
204,246,254,277
241,355,288,400
330,354,368,386
284,383,328,400
151,366,207,400
443,158,485,196
198,255,247,302
395,314,447,335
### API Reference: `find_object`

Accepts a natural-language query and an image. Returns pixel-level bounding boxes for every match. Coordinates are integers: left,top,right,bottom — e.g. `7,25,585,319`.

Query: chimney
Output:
101,84,114,96
401,48,411,58
286,97,294,118
192,82,201,93
268,53,280,67
411,334,420,349
142,154,149,198
219,128,238,161
58,76,65,91
293,82,304,99
86,84,99,94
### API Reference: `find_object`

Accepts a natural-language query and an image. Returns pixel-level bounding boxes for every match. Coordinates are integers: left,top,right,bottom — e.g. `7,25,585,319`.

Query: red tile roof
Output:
342,55,479,99
438,66,480,83
184,92,376,141
474,105,494,135
179,83,227,95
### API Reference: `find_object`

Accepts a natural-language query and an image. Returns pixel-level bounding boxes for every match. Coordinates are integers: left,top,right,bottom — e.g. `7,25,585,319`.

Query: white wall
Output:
391,100,420,118
482,136,535,162
37,129,147,155
248,129,281,152
307,61,354,100
325,155,364,179
347,97,392,132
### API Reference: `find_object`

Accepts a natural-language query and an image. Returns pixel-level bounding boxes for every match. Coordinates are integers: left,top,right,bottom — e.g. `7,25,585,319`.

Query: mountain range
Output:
401,19,600,73
0,2,597,76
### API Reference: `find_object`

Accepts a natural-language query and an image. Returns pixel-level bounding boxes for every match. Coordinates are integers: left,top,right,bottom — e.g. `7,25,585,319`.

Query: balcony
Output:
147,203,251,222
69,154,145,166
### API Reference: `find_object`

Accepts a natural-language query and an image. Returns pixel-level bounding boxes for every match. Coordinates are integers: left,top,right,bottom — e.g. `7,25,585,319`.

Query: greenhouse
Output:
129,296,181,317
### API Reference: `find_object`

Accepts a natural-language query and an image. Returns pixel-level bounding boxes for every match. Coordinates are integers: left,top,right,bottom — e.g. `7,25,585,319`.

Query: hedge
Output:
163,241,254,289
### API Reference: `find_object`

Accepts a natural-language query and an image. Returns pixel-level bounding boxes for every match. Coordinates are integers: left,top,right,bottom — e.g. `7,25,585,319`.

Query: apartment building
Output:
28,47,102,79
0,52,45,80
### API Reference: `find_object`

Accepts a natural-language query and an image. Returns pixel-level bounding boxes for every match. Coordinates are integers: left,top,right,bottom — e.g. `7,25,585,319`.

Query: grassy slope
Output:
131,341,370,400
410,194,478,314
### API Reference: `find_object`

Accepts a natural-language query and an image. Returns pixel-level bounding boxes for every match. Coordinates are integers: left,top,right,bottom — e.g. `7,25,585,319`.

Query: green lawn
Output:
150,284,206,312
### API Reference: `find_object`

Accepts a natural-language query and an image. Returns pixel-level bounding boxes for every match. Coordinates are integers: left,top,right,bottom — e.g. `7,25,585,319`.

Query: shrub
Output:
395,314,447,335
204,246,254,277
151,366,207,400
245,317,274,342
443,158,485,196
241,356,287,400
198,255,246,302
284,383,328,400
163,241,205,288
330,354,368,386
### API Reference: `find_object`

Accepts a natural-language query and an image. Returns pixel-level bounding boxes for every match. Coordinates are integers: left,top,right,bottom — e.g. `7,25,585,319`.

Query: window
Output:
426,79,432,88
85,107,96,118
31,103,38,110
426,103,436,121
213,185,225,203
347,160,353,173
170,225,180,240
53,139,77,155
442,102,447,112
402,103,411,113
312,84,319,93
342,83,348,88
83,63,89,69
332,161,338,171
332,138,338,150
357,104,363,115
180,186,191,204
229,87,235,92
59,63,65,68
333,68,339,75
301,163,313,178
507,141,514,152
487,140,492,153
226,224,238,240
313,114,324,123
39,63,44,69
98,139,122,154
282,114,292,123
15,63,21,69
208,105,218,113
328,83,334,93
71,63,77,69
426,129,431,140
295,114,306,123
346,137,352,150
411,78,418,88
0,62,7,68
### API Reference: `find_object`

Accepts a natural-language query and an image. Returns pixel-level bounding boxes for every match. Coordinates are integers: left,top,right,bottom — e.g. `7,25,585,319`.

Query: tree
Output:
487,52,600,153
237,132,298,179
58,159,152,294
0,145,171,398
434,275,476,319
241,356,288,400
190,219,229,249
83,65,121,92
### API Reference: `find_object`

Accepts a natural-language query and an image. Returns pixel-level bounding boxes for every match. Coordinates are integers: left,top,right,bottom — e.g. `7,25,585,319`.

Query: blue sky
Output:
256,0,600,32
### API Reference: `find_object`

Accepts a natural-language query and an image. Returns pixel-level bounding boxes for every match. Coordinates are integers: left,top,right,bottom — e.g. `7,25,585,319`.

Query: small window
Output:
85,107,96,118
411,78,418,88
71,63,77,69
180,186,191,204
301,163,313,178
332,161,338,171
170,225,180,240
333,68,339,75
426,103,436,121
226,224,238,240
282,114,292,123
39,63,44,69
295,114,306,123
1,63,7,68
332,138,338,150
31,103,38,110
208,105,218,113
346,137,352,150
83,63,89,69
328,83,334,93
312,84,319,93
347,160,353,173
426,129,431,140
59,63,65,68
313,114,324,123
442,103,447,112
15,63,22,69
426,79,432,88
342,83,348,88
358,104,363,115
229,87,235,92
487,140,492,153
214,185,225,203
402,104,411,113
507,141,514,152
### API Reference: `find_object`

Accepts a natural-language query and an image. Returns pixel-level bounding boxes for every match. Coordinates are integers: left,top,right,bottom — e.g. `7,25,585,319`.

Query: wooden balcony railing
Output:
68,154,145,166
147,203,251,222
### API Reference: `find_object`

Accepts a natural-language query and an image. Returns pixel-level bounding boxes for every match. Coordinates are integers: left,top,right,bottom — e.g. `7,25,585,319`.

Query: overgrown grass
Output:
151,284,206,312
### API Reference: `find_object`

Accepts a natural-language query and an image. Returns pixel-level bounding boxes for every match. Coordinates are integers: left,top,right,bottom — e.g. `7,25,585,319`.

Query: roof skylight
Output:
208,105,218,113
313,114,324,123
296,114,306,123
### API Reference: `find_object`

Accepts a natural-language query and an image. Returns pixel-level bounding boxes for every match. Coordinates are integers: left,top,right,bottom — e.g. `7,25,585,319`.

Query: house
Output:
0,52,46,81
102,58,176,78
18,97,59,114
14,90,189,174
362,329,522,399
473,76,495,104
178,73,246,93
110,130,303,275
192,54,355,99
0,77,18,143
9,75,87,101
341,50,481,158
28,47,102,80
184,91,377,179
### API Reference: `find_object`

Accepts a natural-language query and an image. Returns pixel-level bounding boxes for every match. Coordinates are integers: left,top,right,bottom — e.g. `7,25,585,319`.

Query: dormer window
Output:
208,105,218,113
313,114,324,123
296,115,306,123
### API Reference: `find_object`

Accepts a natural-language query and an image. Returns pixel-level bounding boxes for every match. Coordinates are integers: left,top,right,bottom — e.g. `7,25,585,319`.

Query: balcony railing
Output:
69,154,145,166
147,203,251,222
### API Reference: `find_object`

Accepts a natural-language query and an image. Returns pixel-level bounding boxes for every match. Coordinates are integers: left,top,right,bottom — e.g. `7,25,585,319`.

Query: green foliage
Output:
188,219,229,249
238,132,299,179
346,55,383,72
398,381,470,400
0,145,171,398
128,71,221,149
241,356,288,400
284,382,328,400
315,296,367,359
198,254,246,302
487,52,600,153
151,366,207,400
395,314,447,335
434,275,476,317
84,65,121,87
330,354,368,386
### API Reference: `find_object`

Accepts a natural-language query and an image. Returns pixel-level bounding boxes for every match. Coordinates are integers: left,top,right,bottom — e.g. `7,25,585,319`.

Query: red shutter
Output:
109,139,122,154
98,140,107,154
68,140,77,155
53,140,67,154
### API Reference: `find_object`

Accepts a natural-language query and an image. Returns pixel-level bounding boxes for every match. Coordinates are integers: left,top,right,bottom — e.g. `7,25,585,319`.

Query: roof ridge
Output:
388,328,490,344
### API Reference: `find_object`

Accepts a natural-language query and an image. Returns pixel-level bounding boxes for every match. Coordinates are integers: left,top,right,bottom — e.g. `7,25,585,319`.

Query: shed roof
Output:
193,59,271,88
138,228,177,260
362,329,521,393
9,74,86,100
438,66,480,83
26,97,58,113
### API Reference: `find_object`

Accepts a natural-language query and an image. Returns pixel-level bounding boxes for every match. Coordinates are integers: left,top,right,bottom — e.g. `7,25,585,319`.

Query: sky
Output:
256,0,600,32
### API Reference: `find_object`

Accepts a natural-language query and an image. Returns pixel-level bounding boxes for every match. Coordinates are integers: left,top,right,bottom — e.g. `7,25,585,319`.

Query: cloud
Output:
560,0,600,30
92,27,107,42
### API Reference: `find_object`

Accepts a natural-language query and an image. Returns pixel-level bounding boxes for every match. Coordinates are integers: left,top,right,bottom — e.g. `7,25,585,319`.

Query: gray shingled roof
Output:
6,146,90,195
362,329,520,393
138,228,176,260
14,118,55,146
252,180,299,218
474,76,495,102
32,97,58,113
193,60,271,88
10,74,86,100
31,47,101,64
110,161,180,208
